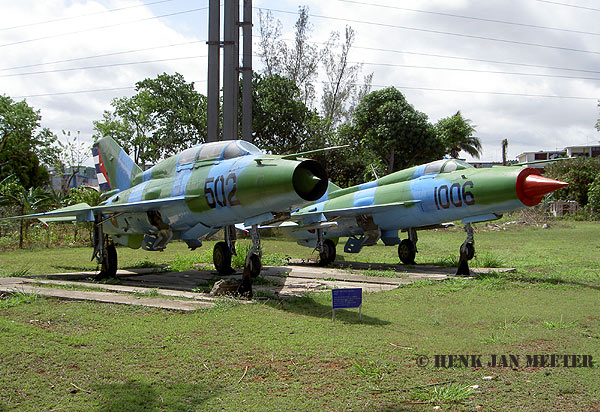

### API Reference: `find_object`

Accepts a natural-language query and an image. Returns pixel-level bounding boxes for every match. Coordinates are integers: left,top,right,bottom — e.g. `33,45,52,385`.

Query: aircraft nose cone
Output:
523,174,569,198
516,168,568,206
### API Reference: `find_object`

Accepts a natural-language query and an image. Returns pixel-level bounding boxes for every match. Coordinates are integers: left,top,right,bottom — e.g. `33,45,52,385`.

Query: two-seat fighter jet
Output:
280,158,568,275
7,137,328,294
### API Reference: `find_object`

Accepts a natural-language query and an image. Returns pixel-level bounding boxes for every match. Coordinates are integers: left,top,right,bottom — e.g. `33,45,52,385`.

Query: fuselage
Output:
100,140,327,249
290,159,565,247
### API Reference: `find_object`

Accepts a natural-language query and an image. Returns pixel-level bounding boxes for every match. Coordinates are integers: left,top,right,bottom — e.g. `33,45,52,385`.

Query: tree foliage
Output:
321,26,372,128
0,175,53,248
51,130,91,194
258,7,322,106
587,173,600,216
0,95,56,188
435,111,482,159
93,73,206,168
545,157,600,206
251,73,326,154
352,87,444,174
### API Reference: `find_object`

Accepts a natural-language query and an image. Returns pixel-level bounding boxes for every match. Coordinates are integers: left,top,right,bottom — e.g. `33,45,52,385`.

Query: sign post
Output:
332,288,362,322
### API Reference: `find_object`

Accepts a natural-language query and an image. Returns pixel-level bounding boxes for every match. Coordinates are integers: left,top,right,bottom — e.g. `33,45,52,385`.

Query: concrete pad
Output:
1,260,513,306
0,279,213,311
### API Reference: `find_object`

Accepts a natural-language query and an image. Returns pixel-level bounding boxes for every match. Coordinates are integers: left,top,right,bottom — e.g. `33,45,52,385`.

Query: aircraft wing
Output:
293,200,421,223
2,196,190,223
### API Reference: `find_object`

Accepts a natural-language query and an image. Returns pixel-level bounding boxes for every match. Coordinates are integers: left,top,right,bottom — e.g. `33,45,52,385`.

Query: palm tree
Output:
436,111,482,159
501,138,509,165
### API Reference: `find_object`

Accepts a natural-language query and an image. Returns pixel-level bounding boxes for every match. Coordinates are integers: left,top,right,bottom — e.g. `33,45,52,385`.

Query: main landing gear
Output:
397,228,418,265
456,223,475,276
316,229,336,266
213,225,262,298
93,214,118,280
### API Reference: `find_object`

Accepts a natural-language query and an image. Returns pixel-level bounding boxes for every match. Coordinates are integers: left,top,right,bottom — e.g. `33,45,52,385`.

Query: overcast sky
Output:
2,0,600,165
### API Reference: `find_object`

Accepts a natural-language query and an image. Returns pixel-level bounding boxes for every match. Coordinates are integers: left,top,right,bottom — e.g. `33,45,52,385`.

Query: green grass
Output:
0,222,599,411
413,382,476,404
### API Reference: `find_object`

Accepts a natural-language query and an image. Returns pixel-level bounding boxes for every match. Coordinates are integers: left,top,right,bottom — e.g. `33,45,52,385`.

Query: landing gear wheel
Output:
464,243,475,261
247,253,262,278
398,239,416,265
319,239,336,266
97,243,118,280
213,241,233,275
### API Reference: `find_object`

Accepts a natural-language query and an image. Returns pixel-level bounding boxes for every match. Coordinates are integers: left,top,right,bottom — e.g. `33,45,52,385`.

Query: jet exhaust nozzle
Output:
516,168,569,206
293,159,328,201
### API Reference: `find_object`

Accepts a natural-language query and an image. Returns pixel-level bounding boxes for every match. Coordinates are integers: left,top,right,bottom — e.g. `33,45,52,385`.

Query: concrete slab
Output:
0,279,213,311
1,261,514,306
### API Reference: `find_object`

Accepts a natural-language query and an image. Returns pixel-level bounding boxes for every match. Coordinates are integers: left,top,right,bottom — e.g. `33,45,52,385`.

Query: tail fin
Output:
92,137,142,192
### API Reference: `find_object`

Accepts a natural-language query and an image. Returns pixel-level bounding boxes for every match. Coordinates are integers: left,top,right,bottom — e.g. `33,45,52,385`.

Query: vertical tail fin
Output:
92,137,142,192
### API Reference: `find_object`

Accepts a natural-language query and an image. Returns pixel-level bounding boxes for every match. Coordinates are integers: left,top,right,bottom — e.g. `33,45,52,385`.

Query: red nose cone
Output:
516,168,568,206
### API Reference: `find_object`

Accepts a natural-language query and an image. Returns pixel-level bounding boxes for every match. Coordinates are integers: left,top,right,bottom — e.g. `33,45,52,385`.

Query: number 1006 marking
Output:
434,181,475,209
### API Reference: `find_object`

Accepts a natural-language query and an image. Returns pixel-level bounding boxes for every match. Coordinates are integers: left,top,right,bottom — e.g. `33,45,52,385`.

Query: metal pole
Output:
241,0,253,142
223,0,239,140
207,0,220,142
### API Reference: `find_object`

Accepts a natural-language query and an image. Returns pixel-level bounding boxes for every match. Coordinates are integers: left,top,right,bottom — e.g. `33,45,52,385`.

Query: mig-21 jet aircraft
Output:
5,137,329,295
277,158,568,275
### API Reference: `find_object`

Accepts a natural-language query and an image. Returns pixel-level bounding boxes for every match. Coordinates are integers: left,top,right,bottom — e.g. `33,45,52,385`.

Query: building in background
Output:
49,166,98,192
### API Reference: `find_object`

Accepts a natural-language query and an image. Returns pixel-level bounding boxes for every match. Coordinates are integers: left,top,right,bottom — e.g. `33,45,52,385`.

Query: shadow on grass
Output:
93,380,217,411
264,294,391,325
506,272,600,291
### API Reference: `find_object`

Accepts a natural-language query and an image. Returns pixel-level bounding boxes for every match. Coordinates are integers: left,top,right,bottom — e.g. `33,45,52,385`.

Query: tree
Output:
0,176,52,248
545,157,600,206
435,111,482,159
321,26,372,129
587,173,600,217
501,138,508,166
251,74,325,154
352,87,444,174
93,73,207,168
0,95,56,188
258,7,323,106
52,130,91,194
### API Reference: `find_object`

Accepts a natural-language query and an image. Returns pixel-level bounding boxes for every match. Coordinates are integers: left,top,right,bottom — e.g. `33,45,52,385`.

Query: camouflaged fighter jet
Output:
278,158,568,275
7,137,328,294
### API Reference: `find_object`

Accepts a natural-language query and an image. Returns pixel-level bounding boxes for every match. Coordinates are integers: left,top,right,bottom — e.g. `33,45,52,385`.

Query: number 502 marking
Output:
205,173,241,208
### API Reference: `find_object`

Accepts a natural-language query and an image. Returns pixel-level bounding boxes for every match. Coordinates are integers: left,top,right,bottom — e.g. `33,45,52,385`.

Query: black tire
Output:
213,242,232,275
398,239,416,265
319,239,336,266
98,243,118,279
247,253,262,278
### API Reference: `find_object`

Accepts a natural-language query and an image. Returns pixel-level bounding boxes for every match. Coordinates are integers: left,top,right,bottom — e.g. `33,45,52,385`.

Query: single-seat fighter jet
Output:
5,137,328,294
279,158,568,275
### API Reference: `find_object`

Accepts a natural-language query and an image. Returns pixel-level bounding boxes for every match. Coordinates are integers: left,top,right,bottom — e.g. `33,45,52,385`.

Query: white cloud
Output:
2,0,600,164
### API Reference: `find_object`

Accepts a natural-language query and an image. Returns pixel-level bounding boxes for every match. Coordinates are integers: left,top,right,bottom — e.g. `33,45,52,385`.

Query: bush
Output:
545,157,600,206
587,173,600,217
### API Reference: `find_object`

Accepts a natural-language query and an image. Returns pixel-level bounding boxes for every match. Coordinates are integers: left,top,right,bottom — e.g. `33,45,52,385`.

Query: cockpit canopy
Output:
423,159,473,175
177,140,263,165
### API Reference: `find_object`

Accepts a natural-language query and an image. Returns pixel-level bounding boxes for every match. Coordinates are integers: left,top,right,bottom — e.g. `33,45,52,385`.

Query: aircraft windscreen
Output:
178,146,201,165
238,140,263,154
423,160,446,175
423,159,473,175
197,142,229,160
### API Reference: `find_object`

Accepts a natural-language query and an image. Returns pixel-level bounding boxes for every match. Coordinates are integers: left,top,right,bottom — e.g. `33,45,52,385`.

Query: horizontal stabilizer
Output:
2,196,191,222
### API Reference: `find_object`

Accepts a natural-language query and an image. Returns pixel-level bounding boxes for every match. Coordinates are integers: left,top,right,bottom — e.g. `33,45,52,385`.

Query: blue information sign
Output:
332,288,362,309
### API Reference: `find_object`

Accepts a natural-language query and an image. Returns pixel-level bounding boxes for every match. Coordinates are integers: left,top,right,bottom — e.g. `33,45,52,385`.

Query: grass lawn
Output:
0,221,599,411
